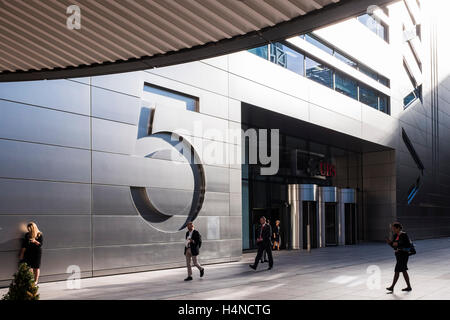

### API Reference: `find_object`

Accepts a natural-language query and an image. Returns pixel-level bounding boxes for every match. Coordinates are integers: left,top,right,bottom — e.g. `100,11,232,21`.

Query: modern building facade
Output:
1,0,450,286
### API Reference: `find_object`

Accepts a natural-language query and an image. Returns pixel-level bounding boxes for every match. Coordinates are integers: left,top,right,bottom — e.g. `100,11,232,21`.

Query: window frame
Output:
143,83,199,112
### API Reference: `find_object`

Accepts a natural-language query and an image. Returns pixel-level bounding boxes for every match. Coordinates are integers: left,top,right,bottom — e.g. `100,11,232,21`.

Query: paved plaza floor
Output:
2,237,450,300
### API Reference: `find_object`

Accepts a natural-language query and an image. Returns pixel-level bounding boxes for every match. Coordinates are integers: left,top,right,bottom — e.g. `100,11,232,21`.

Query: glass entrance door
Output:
325,203,338,246
345,203,357,245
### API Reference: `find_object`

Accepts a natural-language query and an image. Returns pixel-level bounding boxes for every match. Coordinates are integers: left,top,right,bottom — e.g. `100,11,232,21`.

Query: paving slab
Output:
1,237,450,300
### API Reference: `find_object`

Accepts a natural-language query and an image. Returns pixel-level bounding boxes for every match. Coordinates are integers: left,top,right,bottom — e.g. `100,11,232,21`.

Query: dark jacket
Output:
255,223,272,246
184,229,202,256
389,232,411,253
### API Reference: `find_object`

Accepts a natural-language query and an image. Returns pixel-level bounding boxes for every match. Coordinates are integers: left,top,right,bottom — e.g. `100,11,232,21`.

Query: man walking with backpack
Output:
184,221,205,281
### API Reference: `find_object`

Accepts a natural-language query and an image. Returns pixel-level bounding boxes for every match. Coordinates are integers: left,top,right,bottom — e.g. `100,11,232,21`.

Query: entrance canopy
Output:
0,0,395,82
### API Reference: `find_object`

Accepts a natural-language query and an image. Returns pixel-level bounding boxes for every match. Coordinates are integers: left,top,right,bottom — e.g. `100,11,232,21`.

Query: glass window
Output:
248,45,268,60
403,92,416,107
335,72,357,99
359,65,378,81
379,94,389,113
144,84,198,111
359,84,379,109
305,57,333,88
379,75,390,87
357,14,388,41
270,43,304,75
334,51,357,68
305,34,333,55
403,85,422,108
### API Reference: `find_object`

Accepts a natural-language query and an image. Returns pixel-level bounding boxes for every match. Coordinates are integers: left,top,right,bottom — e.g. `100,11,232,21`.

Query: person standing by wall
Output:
385,222,412,292
249,216,273,271
19,222,43,285
184,221,205,281
273,220,281,251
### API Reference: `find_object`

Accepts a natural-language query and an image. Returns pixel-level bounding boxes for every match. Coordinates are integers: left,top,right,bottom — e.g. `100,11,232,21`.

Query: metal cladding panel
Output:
0,100,90,149
92,185,230,217
91,71,143,98
203,165,230,193
93,239,240,271
93,215,239,247
0,249,92,281
91,86,141,125
151,105,230,144
92,184,138,216
92,118,137,155
93,216,186,247
200,192,230,217
143,187,194,217
92,151,195,190
36,248,93,277
229,192,242,216
0,80,90,115
0,179,91,215
0,140,91,183
0,251,22,281
0,215,91,251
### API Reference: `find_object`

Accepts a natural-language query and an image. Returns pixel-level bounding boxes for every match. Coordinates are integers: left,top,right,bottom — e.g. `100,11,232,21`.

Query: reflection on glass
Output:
379,94,388,113
359,65,378,81
403,92,416,107
248,45,268,60
270,43,304,75
357,14,387,41
359,84,379,109
305,34,333,55
379,75,389,87
305,57,333,88
403,86,422,108
334,51,357,68
335,72,357,99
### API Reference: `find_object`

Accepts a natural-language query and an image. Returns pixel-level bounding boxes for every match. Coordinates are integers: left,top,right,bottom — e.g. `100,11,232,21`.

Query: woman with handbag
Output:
19,222,44,285
385,222,412,292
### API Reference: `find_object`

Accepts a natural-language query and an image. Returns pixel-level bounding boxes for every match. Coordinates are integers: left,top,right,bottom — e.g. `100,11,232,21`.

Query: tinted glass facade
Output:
248,42,390,115
335,72,357,99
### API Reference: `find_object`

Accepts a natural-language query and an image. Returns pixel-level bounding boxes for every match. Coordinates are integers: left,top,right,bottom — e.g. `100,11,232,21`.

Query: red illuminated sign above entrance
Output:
319,161,336,177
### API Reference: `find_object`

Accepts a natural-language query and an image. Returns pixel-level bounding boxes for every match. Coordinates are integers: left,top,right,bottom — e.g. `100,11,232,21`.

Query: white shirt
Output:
185,230,194,248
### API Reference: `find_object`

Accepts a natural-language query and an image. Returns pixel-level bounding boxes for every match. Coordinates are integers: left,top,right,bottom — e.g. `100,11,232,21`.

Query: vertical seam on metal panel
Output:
90,77,93,278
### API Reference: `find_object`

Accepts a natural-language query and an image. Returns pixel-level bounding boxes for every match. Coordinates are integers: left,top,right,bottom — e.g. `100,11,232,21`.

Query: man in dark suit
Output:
249,216,273,270
184,221,205,281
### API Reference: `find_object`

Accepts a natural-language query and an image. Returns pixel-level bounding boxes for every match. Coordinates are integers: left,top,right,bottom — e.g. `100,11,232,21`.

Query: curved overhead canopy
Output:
0,0,395,82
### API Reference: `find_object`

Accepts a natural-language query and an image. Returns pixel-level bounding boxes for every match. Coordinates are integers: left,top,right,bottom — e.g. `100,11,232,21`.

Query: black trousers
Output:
254,242,273,268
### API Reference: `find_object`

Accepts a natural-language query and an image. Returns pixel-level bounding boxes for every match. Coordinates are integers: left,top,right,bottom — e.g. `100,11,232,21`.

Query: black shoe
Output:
386,287,394,292
263,260,269,263
249,264,257,270
260,260,265,263
184,276,193,281
402,287,412,291
200,268,204,277
268,266,273,270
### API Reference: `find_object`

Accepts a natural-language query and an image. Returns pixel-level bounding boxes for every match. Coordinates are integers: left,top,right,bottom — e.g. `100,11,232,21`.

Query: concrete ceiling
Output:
0,0,395,81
